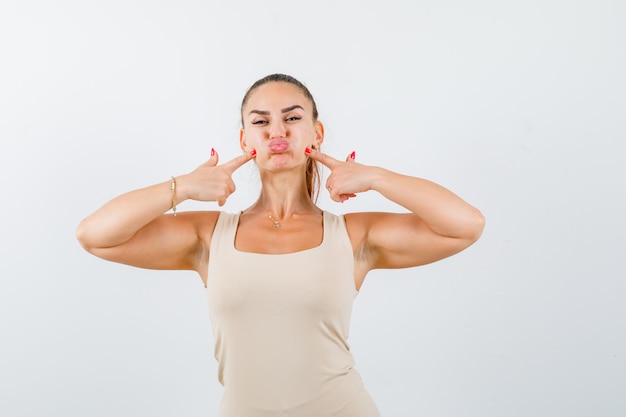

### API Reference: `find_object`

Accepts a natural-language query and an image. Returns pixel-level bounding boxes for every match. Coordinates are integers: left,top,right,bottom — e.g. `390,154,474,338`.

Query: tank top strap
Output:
210,211,240,257
322,211,353,256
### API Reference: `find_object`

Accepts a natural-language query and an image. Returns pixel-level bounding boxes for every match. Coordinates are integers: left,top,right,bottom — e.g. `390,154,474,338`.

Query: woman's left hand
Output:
306,147,485,271
306,148,373,202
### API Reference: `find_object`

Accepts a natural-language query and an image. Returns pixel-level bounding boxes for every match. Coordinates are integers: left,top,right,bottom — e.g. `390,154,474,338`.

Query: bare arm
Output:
75,150,255,272
307,149,485,270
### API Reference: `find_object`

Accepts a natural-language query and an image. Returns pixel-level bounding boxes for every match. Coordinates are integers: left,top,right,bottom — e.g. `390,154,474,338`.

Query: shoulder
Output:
343,211,383,236
341,212,385,275
179,210,225,246
182,210,222,227
183,211,233,274
341,212,373,252
343,211,403,255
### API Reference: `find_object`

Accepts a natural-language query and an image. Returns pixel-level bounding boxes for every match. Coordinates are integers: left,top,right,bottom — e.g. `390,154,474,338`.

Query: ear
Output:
313,121,325,148
240,128,248,152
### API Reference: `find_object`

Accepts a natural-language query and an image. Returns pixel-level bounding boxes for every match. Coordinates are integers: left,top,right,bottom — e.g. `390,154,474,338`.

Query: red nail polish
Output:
250,149,257,156
305,147,312,154
350,151,356,160
211,148,215,156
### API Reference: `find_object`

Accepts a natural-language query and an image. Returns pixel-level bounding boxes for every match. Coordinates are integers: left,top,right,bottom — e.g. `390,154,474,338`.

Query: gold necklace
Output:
267,215,281,229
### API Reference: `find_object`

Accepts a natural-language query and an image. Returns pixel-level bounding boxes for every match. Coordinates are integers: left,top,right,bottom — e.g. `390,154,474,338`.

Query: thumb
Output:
345,151,356,162
200,148,219,167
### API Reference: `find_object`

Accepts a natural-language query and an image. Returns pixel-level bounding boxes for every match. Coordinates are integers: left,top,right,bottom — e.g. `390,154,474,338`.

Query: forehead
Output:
244,81,310,111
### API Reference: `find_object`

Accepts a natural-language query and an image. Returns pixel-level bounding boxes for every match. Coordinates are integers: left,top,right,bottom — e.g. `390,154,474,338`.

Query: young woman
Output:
76,73,485,416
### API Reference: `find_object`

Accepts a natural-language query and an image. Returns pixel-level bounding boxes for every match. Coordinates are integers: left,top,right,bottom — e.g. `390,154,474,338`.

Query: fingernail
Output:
350,151,356,160
250,149,257,156
211,148,215,156
305,147,312,154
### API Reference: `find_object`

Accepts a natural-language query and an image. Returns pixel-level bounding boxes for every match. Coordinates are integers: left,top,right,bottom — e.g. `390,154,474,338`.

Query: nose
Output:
267,120,287,139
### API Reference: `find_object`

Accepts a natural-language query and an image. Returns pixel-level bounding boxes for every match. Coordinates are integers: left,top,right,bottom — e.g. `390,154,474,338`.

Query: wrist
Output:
368,166,393,192
172,173,193,202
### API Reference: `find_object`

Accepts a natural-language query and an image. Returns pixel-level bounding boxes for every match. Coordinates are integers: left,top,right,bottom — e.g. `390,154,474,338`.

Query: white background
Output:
1,1,625,416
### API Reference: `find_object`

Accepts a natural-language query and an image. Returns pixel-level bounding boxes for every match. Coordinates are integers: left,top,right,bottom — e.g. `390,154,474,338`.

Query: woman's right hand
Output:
181,149,256,206
76,149,256,271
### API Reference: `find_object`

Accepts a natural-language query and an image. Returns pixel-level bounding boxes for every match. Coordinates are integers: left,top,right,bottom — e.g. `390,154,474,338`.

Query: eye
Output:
286,116,301,122
251,119,268,125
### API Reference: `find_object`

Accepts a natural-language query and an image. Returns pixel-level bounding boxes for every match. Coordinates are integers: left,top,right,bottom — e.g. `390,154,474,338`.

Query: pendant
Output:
268,215,281,229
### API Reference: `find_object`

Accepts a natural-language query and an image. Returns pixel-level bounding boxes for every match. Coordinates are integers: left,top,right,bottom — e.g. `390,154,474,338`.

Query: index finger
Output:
221,150,256,174
306,148,341,169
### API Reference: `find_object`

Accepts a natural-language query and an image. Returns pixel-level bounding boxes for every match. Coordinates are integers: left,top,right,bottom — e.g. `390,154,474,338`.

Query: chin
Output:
261,153,305,170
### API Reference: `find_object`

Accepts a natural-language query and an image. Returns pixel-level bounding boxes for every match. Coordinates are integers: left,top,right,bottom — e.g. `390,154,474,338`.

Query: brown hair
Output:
241,74,321,201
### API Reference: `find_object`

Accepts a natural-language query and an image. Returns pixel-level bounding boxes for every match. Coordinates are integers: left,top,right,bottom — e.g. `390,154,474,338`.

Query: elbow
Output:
466,209,486,243
75,218,96,253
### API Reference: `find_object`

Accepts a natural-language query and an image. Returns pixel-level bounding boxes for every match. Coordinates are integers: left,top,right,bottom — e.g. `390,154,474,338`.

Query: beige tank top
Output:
206,210,361,411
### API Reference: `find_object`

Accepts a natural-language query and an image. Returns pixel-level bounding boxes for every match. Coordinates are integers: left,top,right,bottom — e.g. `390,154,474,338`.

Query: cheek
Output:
242,133,262,148
297,128,317,144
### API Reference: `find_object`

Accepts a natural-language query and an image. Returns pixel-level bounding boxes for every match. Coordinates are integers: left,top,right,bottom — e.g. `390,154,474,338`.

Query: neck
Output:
250,171,318,220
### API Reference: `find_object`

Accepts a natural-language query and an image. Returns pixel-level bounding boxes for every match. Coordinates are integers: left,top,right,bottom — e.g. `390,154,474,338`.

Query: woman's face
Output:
240,81,323,171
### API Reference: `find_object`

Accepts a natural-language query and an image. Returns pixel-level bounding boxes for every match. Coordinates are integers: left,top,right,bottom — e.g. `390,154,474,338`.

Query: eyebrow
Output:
248,105,305,116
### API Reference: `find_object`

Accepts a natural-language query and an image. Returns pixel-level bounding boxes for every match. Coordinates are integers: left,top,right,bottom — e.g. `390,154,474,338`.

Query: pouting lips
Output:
268,139,289,153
